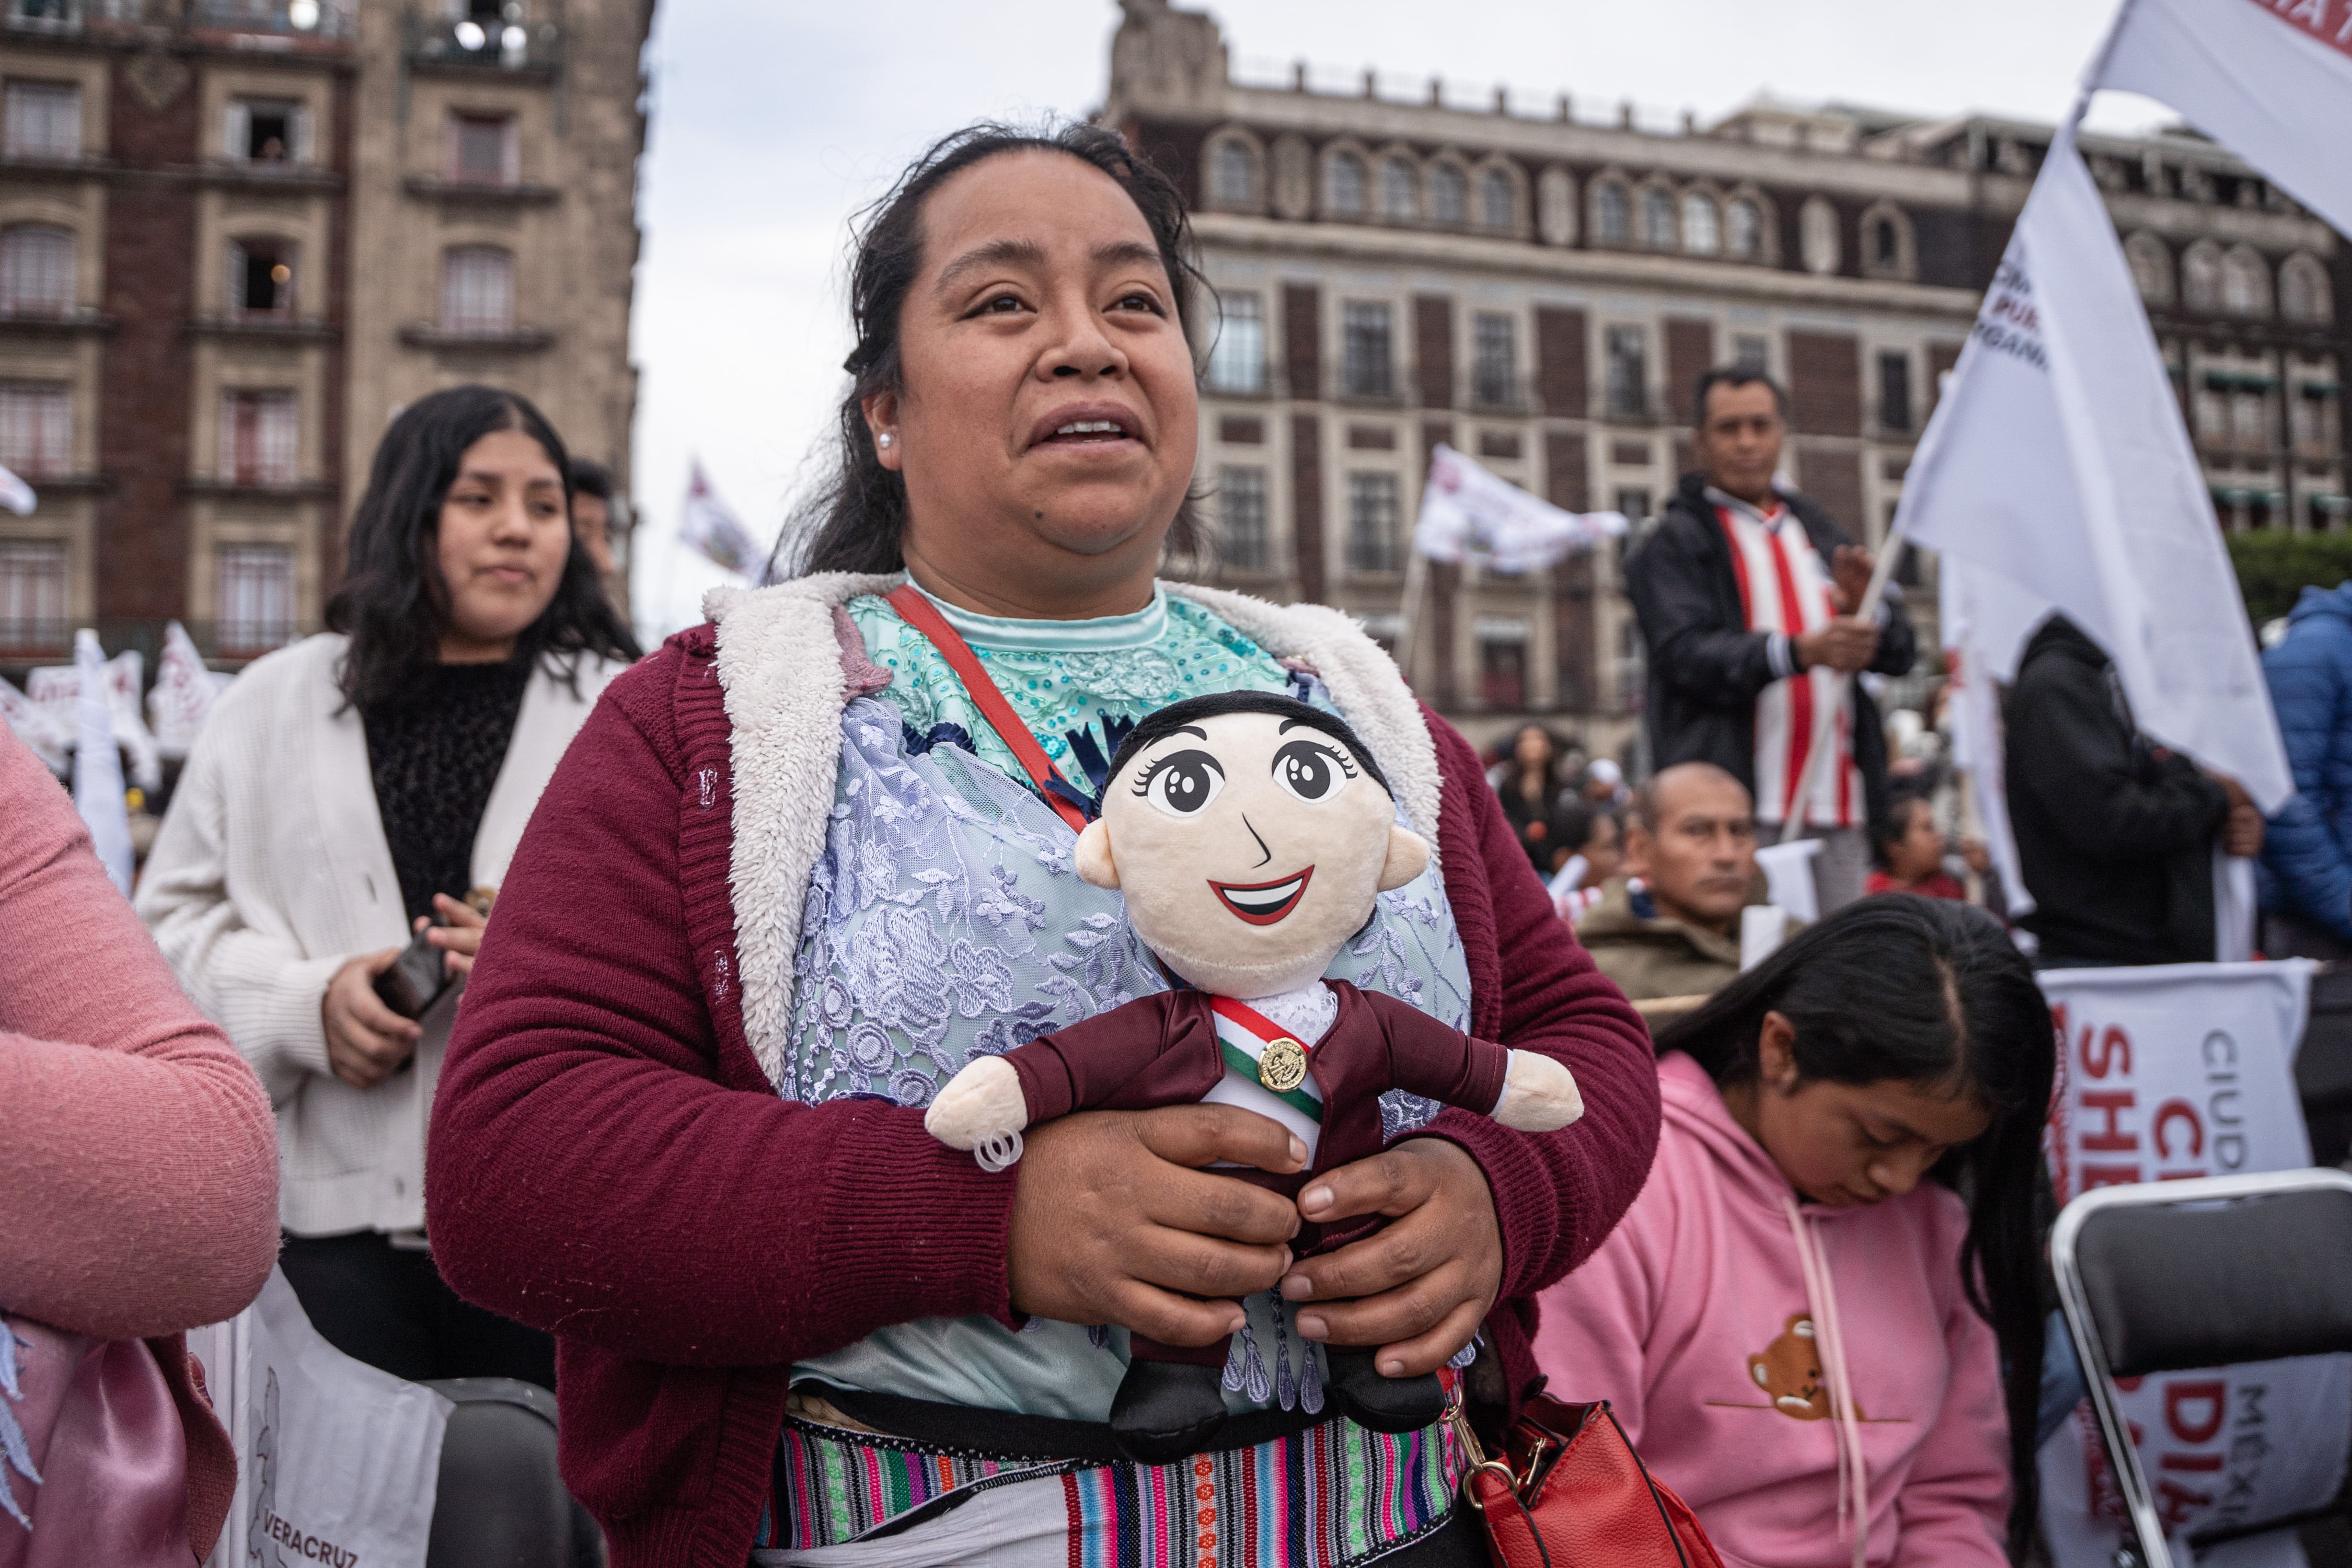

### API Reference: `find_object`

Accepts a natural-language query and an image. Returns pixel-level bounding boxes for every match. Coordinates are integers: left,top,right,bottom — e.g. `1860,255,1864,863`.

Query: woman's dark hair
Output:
1656,896,2055,1558
1500,724,1565,796
1555,799,1599,856
786,120,1208,579
325,385,639,706
1871,789,1933,871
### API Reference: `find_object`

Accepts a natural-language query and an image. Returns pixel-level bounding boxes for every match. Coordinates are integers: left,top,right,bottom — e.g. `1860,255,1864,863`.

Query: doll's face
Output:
1078,709,1429,998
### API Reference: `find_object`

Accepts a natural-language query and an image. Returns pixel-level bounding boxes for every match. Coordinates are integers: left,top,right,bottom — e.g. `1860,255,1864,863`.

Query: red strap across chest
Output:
1209,995,1317,1052
884,583,1092,836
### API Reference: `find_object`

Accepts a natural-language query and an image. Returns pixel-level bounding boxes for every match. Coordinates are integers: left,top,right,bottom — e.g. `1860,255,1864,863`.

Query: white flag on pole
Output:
1939,557,2041,919
1414,445,1625,575
1896,116,2289,817
71,629,132,895
29,647,162,792
148,619,232,760
678,460,764,580
2092,0,2352,237
0,671,67,774
0,462,33,517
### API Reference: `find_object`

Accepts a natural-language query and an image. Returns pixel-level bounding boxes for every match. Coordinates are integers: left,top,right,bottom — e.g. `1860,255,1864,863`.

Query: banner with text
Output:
1414,445,1626,574
2038,960,2345,1568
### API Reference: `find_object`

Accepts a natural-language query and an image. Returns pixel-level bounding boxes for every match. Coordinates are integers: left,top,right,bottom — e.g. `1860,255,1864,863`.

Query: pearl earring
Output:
878,433,894,449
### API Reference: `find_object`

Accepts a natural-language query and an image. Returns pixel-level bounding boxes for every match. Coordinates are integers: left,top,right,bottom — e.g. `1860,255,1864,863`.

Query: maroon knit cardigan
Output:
427,626,1660,1568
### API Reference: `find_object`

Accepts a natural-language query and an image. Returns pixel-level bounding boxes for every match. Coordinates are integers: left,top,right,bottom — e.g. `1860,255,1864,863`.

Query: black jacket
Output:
2004,617,2230,965
1624,473,1918,833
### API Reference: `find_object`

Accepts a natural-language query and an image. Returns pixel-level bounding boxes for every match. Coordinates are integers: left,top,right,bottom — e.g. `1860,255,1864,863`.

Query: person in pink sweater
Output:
0,727,280,1562
1535,895,2054,1568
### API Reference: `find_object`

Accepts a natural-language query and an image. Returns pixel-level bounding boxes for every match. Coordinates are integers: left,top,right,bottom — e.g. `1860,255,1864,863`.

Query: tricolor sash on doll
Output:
1204,997,1328,1159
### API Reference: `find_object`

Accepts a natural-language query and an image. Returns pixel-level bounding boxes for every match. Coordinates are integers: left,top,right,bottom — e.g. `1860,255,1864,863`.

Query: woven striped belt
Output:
772,1408,1465,1566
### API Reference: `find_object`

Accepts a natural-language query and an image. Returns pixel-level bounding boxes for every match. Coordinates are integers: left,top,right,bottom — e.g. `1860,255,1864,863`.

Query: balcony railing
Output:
189,0,354,38
406,9,563,73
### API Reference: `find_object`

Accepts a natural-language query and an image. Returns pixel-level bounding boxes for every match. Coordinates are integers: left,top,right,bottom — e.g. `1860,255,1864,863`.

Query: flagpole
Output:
1392,545,1431,687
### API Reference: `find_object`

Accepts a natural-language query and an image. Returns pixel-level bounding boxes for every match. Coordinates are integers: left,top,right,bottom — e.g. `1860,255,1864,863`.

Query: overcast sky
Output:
624,0,2173,638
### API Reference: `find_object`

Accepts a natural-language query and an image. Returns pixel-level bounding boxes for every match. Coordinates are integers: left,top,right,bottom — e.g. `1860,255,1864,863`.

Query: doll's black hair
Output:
1106,691,1394,801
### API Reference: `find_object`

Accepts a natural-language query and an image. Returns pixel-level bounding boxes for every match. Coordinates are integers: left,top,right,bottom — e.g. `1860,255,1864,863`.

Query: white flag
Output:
678,460,763,579
0,463,32,517
1939,557,2041,919
148,619,232,760
2093,0,2352,237
29,647,162,793
1415,445,1625,575
71,629,132,895
0,671,66,774
1897,117,2290,814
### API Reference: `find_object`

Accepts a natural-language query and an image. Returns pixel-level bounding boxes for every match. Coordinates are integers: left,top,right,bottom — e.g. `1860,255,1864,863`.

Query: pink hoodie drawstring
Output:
1784,1195,1870,1568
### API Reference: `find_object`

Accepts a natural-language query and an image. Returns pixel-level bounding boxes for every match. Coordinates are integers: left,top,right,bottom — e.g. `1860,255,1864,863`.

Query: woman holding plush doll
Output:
428,121,1656,1566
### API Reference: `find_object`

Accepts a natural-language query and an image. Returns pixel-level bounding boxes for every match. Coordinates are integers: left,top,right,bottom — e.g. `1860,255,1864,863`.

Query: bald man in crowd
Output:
1577,763,1796,1017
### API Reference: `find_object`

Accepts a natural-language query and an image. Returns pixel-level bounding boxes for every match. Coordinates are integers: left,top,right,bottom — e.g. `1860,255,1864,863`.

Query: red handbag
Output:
1454,1394,1728,1568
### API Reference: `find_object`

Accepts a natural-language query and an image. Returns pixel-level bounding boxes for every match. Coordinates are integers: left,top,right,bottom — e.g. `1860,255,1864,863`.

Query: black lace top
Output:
361,659,533,924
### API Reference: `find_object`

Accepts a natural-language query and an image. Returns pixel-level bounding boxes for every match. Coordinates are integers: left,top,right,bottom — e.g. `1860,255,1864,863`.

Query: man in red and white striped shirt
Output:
1625,370,1919,912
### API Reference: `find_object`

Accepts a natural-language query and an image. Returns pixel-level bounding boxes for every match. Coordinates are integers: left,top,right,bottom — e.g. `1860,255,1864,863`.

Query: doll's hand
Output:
1008,1105,1307,1350
1278,1139,1502,1378
1492,1050,1583,1132
926,1057,1029,1149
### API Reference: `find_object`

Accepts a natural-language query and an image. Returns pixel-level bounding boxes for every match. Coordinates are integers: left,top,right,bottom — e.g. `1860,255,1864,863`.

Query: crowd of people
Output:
0,115,2331,1568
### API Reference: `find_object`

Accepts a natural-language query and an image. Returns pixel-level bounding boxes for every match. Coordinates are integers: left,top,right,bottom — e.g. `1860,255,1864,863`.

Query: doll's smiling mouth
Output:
1209,868,1314,925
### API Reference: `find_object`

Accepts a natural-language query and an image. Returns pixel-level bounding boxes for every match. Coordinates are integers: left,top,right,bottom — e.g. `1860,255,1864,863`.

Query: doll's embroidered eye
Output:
1135,749,1225,817
1271,739,1356,803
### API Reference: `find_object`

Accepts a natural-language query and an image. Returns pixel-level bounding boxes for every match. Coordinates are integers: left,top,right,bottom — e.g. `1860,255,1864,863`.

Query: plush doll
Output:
926,691,1584,1462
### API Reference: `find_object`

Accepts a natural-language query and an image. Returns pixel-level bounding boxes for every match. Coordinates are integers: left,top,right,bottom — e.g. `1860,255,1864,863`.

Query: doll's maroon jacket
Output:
426,626,1660,1568
1005,983,1513,1190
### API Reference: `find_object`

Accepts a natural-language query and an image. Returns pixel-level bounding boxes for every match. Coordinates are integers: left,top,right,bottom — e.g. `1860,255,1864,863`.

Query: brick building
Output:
0,0,652,671
1104,0,2347,756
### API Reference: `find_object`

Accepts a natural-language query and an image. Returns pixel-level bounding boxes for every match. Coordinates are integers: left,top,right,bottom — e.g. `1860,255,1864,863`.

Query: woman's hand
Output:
1009,1105,1307,1348
424,893,489,978
1279,1138,1503,1377
321,949,422,1090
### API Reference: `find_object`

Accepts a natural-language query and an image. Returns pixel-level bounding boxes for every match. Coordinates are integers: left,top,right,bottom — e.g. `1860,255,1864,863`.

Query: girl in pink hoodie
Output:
1537,896,2053,1568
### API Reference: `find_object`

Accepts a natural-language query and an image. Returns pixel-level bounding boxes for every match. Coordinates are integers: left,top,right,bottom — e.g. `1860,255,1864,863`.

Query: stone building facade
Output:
0,0,651,669
1104,0,2347,755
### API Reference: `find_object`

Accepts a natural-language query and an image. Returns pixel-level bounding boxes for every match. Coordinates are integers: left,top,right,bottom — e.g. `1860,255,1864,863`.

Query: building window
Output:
3,81,78,160
227,98,308,165
216,543,295,655
1615,486,1653,522
1726,198,1762,260
2195,386,2227,443
1640,187,1675,249
1877,351,1912,433
1219,465,1268,570
1326,151,1367,217
0,539,65,653
1379,157,1416,221
1871,216,1899,270
2232,390,2269,451
1479,168,1514,229
1340,301,1393,399
1428,163,1466,225
1478,633,1528,710
441,245,515,334
227,238,295,318
2282,254,2333,325
2183,243,2223,313
2222,247,2273,316
1604,325,1648,419
1344,472,1402,572
2126,233,2174,306
1471,311,1516,408
1594,182,1629,246
1800,198,1841,276
1206,291,1265,394
2293,389,2336,456
219,389,298,485
1206,137,1256,207
0,381,68,478
449,111,517,185
1733,333,1768,374
0,225,72,315
1681,193,1720,255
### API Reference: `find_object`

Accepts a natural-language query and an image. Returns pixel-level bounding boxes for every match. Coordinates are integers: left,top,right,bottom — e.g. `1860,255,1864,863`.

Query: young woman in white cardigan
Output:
138,384,639,1387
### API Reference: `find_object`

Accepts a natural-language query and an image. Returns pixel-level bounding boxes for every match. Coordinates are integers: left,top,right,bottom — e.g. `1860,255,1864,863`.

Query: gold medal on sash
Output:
1258,1037,1309,1094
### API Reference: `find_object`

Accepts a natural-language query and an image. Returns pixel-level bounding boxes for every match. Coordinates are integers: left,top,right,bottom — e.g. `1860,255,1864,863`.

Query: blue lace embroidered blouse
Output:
786,585,1475,1420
